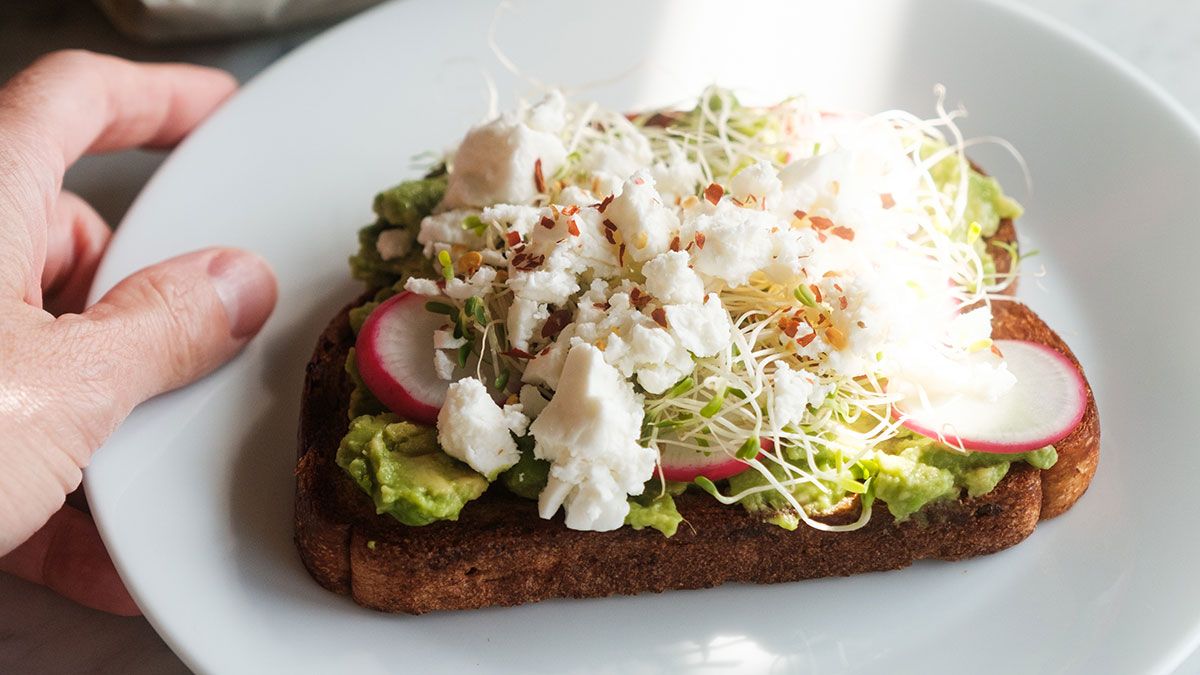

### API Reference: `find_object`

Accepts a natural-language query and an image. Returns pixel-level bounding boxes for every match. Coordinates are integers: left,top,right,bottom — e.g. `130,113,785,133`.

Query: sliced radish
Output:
658,438,774,483
895,339,1086,453
356,291,458,426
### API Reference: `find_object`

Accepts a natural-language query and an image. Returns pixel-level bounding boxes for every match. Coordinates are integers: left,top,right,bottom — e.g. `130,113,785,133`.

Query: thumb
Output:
79,248,277,408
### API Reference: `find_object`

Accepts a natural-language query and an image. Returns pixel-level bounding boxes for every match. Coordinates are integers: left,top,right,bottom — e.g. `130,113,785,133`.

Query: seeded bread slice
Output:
293,227,1099,612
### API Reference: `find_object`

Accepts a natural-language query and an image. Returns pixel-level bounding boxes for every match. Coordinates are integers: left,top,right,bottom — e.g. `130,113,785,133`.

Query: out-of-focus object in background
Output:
93,0,384,42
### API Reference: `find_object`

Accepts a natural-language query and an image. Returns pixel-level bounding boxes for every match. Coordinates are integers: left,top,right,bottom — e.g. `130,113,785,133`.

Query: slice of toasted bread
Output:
293,226,1099,613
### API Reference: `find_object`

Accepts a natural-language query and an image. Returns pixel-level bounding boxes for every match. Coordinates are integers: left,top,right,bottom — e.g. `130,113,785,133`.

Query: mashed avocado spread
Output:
336,414,487,526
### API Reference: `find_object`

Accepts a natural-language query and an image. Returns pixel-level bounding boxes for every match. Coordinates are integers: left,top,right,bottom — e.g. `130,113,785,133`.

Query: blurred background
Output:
1,0,1198,672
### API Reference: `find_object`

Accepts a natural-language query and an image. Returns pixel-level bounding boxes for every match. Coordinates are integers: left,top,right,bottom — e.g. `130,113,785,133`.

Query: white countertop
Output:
1,0,1197,672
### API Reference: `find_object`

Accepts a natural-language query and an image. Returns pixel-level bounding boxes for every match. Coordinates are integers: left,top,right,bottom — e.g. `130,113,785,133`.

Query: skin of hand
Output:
0,51,277,616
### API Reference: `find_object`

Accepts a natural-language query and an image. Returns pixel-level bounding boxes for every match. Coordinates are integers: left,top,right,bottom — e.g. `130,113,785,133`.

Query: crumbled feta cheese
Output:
522,326,575,390
433,350,455,381
405,277,441,296
663,294,732,357
579,116,653,194
650,143,703,203
417,209,486,257
530,344,655,531
443,266,497,300
572,290,693,394
438,377,529,480
442,97,568,208
508,247,580,305
507,296,549,351
556,185,596,206
643,250,704,305
686,202,775,286
481,204,544,240
519,384,551,419
729,161,783,207
375,228,414,261
433,328,466,350
604,170,678,263
769,363,832,427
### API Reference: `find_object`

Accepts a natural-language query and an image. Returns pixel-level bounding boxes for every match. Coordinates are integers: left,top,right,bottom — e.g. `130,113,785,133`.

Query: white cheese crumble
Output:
529,343,656,531
437,377,529,480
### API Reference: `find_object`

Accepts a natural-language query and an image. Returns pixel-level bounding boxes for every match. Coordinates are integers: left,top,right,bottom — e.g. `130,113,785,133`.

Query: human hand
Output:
0,51,277,615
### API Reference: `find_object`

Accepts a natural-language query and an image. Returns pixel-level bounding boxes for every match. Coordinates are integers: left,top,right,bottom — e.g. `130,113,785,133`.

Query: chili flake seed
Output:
681,195,700,209
533,158,546,193
831,226,856,241
704,183,724,205
880,193,896,209
634,231,649,249
651,307,669,328
826,326,848,350
810,216,834,231
629,287,651,310
457,251,483,276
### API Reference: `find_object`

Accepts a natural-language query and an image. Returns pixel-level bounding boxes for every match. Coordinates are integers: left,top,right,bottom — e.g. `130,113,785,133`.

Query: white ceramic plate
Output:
84,1,1200,672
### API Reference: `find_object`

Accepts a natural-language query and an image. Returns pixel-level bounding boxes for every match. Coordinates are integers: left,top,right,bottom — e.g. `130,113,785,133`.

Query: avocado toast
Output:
295,89,1099,613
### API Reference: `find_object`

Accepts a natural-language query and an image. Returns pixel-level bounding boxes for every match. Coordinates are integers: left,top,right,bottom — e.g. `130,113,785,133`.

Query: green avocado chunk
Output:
625,490,683,537
349,176,446,288
500,437,550,500
336,414,488,526
871,434,1057,521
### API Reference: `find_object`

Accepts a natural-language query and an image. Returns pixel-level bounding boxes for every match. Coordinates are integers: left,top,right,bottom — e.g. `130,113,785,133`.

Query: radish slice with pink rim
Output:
895,339,1086,454
658,438,774,483
355,291,458,426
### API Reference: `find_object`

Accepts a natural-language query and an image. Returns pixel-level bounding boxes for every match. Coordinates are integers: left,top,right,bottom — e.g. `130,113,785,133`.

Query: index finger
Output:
0,50,237,302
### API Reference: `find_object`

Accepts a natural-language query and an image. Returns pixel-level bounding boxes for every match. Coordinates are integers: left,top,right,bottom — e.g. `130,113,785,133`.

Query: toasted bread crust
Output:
294,261,1099,613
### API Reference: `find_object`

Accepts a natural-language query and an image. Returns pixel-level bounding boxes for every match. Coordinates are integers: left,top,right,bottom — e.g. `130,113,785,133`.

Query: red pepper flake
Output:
810,284,823,303
831,226,855,241
603,218,618,245
593,301,610,310
651,307,669,328
694,232,706,250
797,332,817,347
503,348,535,360
505,231,522,247
511,252,546,271
541,309,573,339
567,219,580,237
816,314,827,325
817,231,827,243
793,209,808,220
618,242,627,267
880,193,896,209
629,287,651,310
534,158,546,193
778,316,801,338
810,216,834,231
991,344,1005,358
540,215,556,229
669,234,681,252
633,175,645,186
704,183,724,205
731,197,745,207
833,283,843,292
597,194,614,212
561,204,580,216
838,296,848,310
539,346,553,356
